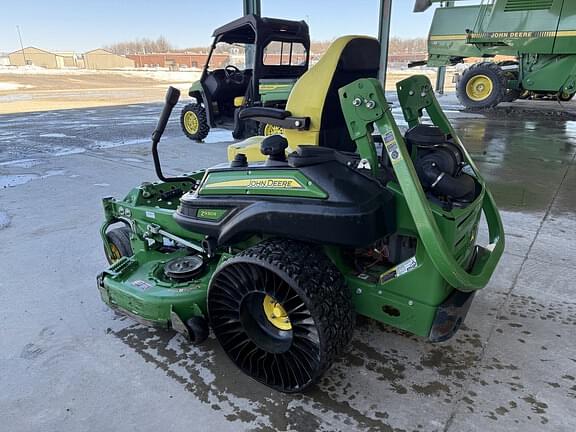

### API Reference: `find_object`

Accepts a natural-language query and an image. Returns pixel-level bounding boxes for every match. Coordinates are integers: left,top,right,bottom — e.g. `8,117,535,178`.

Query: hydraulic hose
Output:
418,159,476,200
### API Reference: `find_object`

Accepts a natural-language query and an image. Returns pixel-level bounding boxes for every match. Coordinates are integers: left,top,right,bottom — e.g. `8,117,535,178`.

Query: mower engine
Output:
406,124,478,209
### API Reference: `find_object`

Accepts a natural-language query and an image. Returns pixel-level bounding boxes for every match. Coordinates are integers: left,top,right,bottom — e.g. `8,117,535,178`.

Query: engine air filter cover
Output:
164,255,205,281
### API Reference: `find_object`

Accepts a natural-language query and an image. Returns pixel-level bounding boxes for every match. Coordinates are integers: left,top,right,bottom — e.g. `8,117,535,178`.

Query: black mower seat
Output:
287,145,359,168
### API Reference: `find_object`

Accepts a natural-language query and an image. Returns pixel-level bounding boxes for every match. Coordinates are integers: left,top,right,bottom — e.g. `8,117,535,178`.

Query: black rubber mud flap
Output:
170,309,191,340
429,290,475,343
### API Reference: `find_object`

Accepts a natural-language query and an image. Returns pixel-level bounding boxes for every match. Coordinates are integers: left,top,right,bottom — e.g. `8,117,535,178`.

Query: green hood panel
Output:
198,169,327,199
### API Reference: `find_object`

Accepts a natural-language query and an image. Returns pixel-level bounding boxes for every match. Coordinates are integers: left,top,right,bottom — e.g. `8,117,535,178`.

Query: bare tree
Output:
104,36,174,55
102,36,427,57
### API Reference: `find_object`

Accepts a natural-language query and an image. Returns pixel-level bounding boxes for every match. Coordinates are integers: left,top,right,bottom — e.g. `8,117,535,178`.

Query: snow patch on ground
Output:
0,65,199,83
39,133,74,138
0,174,39,188
52,147,86,156
0,211,11,230
0,159,43,169
203,129,234,144
0,82,34,91
90,138,147,150
0,169,66,188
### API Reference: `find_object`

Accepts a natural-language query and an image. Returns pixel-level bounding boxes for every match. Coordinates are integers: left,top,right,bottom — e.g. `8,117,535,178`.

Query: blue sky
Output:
0,0,438,53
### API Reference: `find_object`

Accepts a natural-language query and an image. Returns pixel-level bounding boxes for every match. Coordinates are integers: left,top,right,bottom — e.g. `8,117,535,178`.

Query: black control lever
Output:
151,86,193,183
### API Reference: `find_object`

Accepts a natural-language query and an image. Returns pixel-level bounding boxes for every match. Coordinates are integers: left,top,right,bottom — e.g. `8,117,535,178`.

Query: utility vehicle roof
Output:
213,14,310,46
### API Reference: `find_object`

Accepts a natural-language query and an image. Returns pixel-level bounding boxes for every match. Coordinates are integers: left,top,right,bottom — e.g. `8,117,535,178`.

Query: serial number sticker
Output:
396,256,418,276
131,280,152,291
145,211,156,219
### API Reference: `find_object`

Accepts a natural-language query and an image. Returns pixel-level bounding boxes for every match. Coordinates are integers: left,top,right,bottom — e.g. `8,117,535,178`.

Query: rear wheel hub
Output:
183,111,200,134
466,75,494,102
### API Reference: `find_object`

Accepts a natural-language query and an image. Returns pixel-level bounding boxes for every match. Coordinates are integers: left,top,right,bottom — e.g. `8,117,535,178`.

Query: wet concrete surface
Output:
1,99,575,431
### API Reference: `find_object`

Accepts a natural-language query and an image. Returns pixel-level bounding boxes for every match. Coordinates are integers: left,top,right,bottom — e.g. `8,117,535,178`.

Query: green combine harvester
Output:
180,14,310,141
415,0,576,108
98,35,504,393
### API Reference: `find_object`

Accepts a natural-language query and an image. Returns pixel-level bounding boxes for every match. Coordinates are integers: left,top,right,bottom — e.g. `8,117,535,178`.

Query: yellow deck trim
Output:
430,34,468,41
557,30,576,37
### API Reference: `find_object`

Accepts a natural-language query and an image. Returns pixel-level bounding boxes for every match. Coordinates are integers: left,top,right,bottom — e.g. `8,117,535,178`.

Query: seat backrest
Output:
283,36,380,152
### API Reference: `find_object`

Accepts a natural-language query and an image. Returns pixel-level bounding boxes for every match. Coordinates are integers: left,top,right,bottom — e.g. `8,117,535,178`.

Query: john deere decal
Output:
204,178,303,189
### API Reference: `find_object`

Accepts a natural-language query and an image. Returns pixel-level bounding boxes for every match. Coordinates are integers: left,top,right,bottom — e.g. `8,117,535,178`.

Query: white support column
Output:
378,0,393,85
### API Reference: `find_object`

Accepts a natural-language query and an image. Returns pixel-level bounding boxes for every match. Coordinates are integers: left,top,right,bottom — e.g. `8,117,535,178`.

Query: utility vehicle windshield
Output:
263,41,308,66
208,42,256,70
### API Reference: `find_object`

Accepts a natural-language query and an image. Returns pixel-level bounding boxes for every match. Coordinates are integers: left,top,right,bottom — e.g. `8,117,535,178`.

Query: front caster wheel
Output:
208,239,354,393
105,226,133,264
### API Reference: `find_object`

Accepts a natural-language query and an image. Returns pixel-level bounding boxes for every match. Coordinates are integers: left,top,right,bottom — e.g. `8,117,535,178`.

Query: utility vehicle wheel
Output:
258,122,284,136
105,226,133,264
180,104,209,141
457,63,507,109
558,91,575,102
207,239,354,393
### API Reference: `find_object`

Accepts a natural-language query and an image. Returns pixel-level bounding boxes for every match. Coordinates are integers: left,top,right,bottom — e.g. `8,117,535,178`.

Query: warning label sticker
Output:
384,131,402,164
131,280,152,291
379,256,418,284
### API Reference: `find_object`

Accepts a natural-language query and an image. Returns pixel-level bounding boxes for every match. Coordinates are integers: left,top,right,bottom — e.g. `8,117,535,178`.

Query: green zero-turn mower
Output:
98,36,504,393
180,14,310,141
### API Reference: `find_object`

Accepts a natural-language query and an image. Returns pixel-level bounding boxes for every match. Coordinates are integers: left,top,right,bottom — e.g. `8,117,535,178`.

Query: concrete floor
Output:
1,103,576,432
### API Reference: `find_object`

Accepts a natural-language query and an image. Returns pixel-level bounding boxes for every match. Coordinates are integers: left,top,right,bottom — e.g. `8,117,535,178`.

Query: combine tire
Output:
105,226,133,264
497,61,521,102
180,104,209,141
457,62,507,109
208,239,354,393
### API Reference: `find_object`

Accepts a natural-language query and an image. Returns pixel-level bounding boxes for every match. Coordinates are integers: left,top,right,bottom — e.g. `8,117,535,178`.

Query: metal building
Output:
8,46,64,69
83,49,135,70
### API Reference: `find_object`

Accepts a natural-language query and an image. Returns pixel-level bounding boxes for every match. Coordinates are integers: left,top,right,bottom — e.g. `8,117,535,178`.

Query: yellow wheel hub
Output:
263,123,284,136
109,243,122,262
184,111,200,134
263,294,292,331
466,75,494,102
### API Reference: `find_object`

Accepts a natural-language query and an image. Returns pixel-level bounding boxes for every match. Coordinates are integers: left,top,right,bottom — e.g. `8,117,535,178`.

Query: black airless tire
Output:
105,226,133,264
457,62,507,109
180,103,210,141
207,239,354,393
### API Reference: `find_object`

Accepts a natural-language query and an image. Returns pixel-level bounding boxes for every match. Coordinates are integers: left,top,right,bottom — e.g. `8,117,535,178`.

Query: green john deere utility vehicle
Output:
99,36,504,393
180,14,310,141
415,0,576,108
